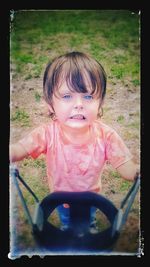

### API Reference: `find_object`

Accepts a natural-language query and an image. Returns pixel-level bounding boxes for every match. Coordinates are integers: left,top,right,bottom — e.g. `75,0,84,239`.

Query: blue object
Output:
57,204,97,229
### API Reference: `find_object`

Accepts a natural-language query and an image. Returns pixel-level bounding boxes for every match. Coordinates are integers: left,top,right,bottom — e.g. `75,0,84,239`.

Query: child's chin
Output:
66,119,89,128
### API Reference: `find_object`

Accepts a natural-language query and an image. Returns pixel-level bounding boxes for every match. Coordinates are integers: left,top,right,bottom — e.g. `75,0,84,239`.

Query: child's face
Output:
51,81,101,130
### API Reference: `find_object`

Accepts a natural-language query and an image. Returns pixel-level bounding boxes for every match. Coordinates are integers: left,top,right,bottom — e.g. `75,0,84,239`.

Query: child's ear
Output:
46,104,55,117
48,104,54,113
98,99,105,118
98,98,104,110
101,98,105,106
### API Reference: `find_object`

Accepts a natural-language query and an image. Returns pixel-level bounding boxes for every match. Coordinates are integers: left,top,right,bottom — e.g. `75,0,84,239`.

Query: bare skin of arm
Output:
9,143,29,163
116,159,139,181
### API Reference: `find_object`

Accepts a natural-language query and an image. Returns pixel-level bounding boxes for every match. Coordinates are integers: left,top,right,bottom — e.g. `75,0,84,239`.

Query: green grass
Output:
34,92,41,102
20,156,48,191
128,121,140,130
11,10,140,83
110,170,121,180
117,115,125,123
120,180,131,192
11,109,30,126
22,157,46,169
131,79,140,86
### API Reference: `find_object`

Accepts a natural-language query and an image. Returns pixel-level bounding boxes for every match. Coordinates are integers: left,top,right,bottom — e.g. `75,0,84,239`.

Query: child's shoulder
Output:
43,120,58,132
29,120,56,135
93,120,115,135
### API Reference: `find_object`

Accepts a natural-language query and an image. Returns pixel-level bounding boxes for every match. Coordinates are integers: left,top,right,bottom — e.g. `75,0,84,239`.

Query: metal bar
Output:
11,170,34,228
112,175,140,234
10,165,40,228
17,173,39,203
120,174,140,209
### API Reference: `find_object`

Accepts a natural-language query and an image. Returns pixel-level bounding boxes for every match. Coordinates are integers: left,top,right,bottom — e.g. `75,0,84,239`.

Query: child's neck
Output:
60,124,91,145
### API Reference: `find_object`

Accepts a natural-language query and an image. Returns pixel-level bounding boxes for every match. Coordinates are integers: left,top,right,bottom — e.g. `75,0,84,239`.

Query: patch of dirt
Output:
10,68,140,255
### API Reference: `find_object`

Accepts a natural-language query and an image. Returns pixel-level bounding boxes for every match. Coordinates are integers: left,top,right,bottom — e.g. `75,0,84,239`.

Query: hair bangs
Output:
43,51,107,107
66,70,89,94
63,62,101,98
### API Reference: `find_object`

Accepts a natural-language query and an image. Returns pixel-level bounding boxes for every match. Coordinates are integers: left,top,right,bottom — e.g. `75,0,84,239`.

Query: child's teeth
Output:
71,115,84,119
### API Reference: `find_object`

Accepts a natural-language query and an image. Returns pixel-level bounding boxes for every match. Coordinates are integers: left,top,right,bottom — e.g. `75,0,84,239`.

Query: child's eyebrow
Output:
59,86,93,94
59,91,94,96
55,89,72,96
60,91,72,95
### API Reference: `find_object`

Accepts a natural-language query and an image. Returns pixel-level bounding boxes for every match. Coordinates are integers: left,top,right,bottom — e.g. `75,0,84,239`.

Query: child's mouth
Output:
70,114,86,120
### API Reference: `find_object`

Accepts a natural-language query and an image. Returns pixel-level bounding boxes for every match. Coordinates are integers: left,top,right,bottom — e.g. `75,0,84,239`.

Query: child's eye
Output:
83,95,93,100
62,94,72,100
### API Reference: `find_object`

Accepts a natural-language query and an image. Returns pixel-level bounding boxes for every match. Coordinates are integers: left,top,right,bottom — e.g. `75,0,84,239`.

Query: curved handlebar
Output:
9,165,140,250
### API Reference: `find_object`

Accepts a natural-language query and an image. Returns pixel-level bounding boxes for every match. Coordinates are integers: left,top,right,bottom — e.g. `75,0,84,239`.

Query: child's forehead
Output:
59,69,93,87
57,80,93,93
52,64,102,97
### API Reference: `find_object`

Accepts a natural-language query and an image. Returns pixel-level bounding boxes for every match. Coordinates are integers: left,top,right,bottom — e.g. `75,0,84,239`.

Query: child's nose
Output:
74,96,84,109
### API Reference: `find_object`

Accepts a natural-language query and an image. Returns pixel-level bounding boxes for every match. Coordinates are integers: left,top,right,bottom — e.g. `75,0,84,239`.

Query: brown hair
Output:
43,51,107,117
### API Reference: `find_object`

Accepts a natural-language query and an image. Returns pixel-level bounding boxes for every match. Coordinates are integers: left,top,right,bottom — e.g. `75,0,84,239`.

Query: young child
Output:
10,51,138,232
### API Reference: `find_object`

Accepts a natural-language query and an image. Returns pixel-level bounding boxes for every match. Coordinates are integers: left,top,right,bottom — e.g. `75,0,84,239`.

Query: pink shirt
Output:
19,120,132,193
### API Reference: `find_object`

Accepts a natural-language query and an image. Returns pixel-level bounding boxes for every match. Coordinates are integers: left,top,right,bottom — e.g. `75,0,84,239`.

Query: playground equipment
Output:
10,165,140,254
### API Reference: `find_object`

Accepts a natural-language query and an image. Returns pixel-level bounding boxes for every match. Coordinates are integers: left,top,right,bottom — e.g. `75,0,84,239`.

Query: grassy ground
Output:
10,10,140,256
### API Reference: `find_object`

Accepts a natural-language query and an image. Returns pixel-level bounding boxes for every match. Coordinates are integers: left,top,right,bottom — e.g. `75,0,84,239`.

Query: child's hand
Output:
116,160,139,181
9,143,28,162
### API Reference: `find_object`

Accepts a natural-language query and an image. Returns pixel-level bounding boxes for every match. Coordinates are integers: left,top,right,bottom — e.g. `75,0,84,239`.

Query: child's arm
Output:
116,159,139,181
10,143,29,162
